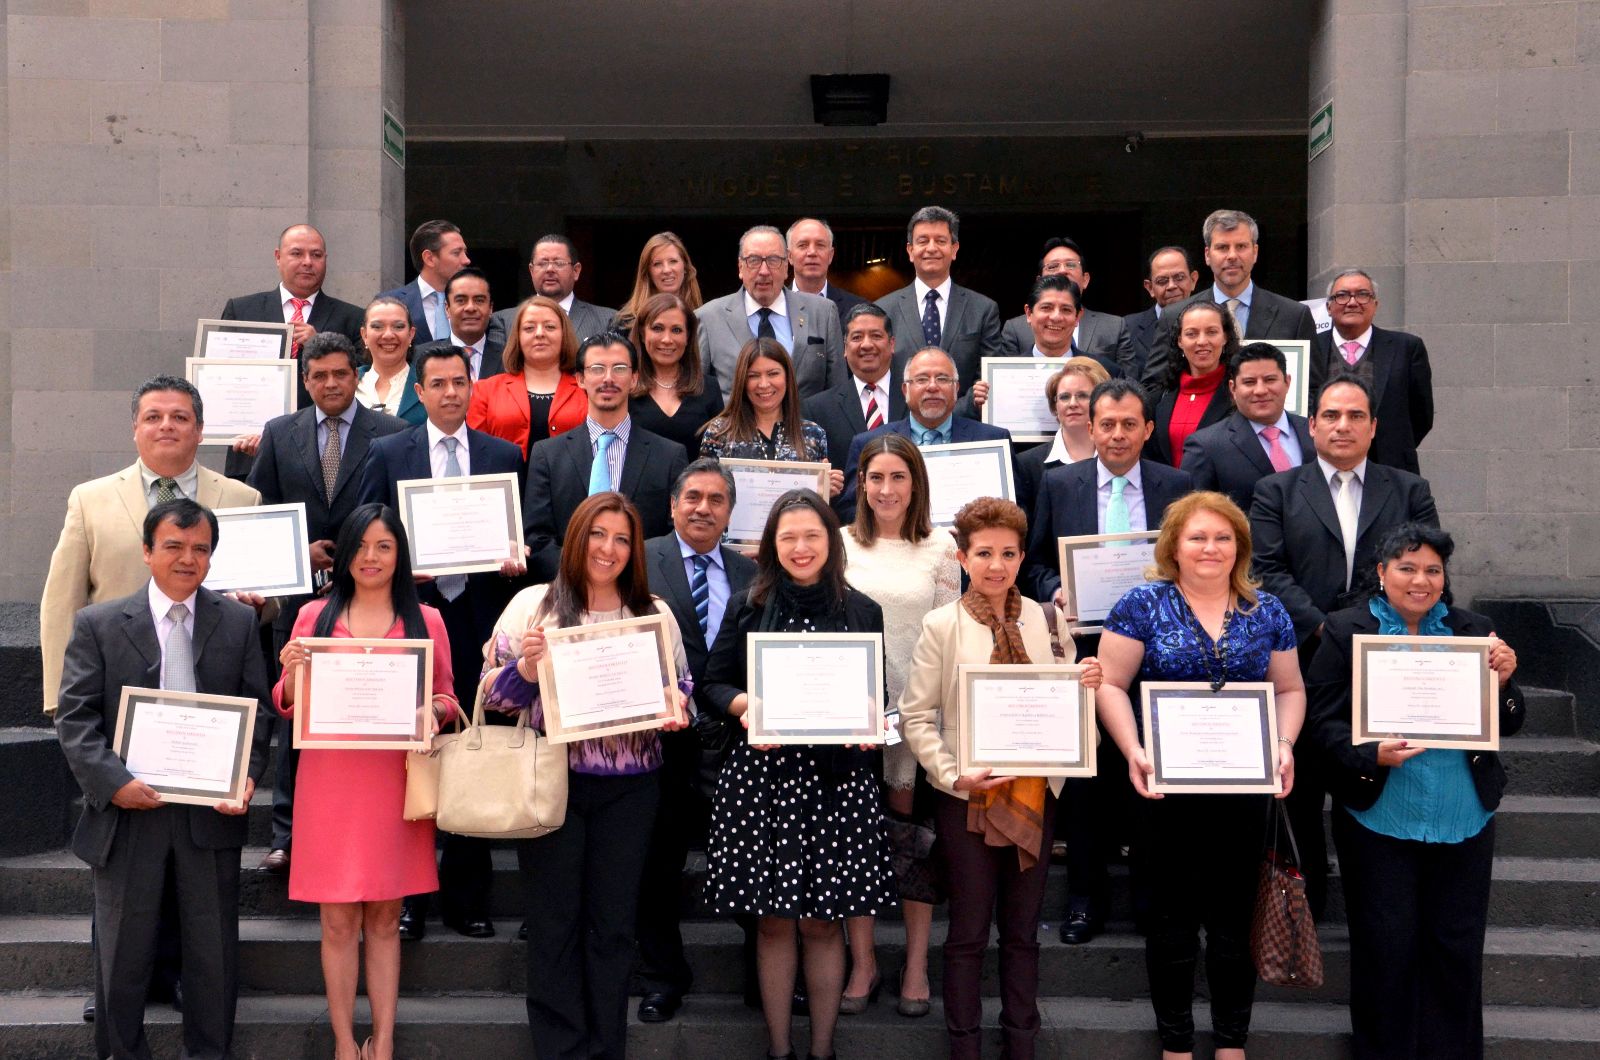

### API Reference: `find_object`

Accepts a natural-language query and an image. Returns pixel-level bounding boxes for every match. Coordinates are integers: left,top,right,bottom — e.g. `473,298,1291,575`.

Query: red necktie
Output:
289,297,310,356
1261,425,1292,473
863,384,883,430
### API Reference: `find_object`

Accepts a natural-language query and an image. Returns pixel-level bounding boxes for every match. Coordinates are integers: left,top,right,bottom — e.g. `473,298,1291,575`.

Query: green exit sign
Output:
1309,102,1333,161
383,108,405,169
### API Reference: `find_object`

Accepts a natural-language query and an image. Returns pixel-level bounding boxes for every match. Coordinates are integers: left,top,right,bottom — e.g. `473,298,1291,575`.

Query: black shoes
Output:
444,917,495,939
1058,909,1102,945
637,992,682,1023
397,906,425,941
82,996,94,1023
516,919,528,941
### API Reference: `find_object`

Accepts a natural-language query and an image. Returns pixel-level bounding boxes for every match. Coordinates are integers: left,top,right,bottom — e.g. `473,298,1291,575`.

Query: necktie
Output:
1341,340,1363,365
756,307,775,340
163,603,196,693
289,297,309,356
690,554,711,640
1224,297,1242,335
1261,425,1292,473
431,292,449,345
1105,475,1132,535
154,477,179,504
436,439,466,601
917,425,942,448
1333,470,1360,589
588,431,615,495
921,289,942,346
321,417,342,502
863,384,883,430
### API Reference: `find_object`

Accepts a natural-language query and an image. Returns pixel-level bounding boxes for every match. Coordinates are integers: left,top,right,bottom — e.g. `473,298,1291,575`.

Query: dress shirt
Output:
1214,281,1255,335
1030,343,1081,360
147,579,198,680
557,292,576,315
1045,431,1089,466
910,414,954,447
278,283,318,322
447,330,487,379
791,281,830,299
1095,458,1147,532
1334,325,1374,362
1317,456,1367,507
417,276,445,333
316,404,357,453
1252,412,1304,466
1153,304,1164,320
138,460,200,504
355,367,407,414
855,373,891,424
677,532,731,647
743,290,794,352
425,420,472,479
913,277,953,336
585,415,632,491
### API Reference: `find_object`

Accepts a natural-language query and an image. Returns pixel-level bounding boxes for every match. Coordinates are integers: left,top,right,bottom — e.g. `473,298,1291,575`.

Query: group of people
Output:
41,201,1514,1060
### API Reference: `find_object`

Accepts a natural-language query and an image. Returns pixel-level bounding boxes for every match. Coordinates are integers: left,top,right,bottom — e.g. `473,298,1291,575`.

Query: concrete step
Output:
1503,738,1600,797
1494,796,1600,858
1521,687,1580,738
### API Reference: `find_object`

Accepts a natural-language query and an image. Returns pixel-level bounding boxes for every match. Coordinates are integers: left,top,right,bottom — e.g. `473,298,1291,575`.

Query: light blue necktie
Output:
1105,475,1132,536
918,426,942,448
431,291,449,343
588,431,615,495
163,603,196,693
436,438,466,601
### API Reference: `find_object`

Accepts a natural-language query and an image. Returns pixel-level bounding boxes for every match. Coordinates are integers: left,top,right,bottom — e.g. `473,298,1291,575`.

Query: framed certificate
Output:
1141,682,1282,794
1265,339,1312,418
979,358,1062,443
1057,531,1160,633
747,632,885,745
920,440,1016,527
396,472,525,576
537,611,679,744
204,503,313,597
194,318,292,360
957,663,1096,778
186,357,296,445
1351,634,1499,750
112,687,259,808
293,638,434,750
722,458,831,547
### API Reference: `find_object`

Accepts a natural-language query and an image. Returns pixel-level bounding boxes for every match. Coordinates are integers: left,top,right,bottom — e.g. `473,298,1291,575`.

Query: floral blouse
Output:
1104,580,1297,685
698,417,829,463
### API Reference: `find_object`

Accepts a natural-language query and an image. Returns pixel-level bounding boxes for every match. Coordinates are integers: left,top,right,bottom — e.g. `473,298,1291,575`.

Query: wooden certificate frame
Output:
293,637,434,750
537,611,679,744
1351,634,1499,750
112,687,259,808
193,317,292,360
957,663,1097,778
1141,681,1282,794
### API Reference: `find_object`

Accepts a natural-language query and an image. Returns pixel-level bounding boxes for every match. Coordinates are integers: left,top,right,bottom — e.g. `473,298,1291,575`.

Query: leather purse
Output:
1250,799,1324,989
402,715,463,822
435,683,567,840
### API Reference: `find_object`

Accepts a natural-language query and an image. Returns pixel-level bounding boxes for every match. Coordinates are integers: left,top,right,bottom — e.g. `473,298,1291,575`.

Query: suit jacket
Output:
644,534,757,702
836,416,1014,523
489,298,617,351
376,279,446,346
877,282,1002,396
1305,604,1524,813
1123,306,1160,383
523,423,689,582
1180,411,1315,514
1248,460,1440,642
467,369,587,454
1310,326,1434,474
55,586,274,867
1022,458,1194,602
357,362,426,425
39,464,260,715
999,308,1136,377
697,288,845,404
411,336,506,381
802,374,907,471
1014,441,1092,524
822,284,867,319
1139,285,1318,389
1145,383,1234,467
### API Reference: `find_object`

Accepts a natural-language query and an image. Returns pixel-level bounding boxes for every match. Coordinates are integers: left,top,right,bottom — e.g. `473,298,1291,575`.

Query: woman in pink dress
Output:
275,503,460,1060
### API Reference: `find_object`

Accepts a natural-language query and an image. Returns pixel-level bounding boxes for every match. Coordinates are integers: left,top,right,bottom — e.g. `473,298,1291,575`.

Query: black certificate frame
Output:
112,686,259,808
1141,681,1282,795
1351,634,1499,750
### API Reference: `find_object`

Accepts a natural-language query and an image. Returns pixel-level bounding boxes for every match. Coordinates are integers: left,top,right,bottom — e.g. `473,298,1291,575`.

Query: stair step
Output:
1521,687,1580,738
1502,738,1600,797
1494,796,1600,857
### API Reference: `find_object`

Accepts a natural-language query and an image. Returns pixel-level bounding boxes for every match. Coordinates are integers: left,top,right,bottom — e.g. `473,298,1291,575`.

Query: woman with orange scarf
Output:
898,497,1101,1060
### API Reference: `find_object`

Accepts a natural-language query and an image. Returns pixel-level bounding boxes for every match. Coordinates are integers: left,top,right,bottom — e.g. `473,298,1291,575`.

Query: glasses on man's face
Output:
1329,290,1375,306
532,259,572,270
740,255,786,271
1043,261,1084,274
583,363,634,378
908,374,957,389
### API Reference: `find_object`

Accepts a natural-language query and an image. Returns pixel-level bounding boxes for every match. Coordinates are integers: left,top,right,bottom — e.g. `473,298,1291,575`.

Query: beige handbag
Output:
435,683,567,840
403,716,462,822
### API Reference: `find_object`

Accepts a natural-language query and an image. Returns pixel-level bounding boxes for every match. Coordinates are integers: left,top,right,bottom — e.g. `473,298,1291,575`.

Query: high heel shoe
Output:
359,1037,373,1060
837,970,881,1014
894,964,931,1018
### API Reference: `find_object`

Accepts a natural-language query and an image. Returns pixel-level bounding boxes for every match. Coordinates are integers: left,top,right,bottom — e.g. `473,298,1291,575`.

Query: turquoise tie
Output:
588,431,615,495
1105,475,1132,535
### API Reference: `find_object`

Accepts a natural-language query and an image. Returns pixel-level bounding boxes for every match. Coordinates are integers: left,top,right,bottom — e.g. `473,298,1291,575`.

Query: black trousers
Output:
633,729,708,998
1142,793,1267,1053
1288,635,1331,917
1054,725,1128,917
1333,810,1494,1059
519,770,660,1060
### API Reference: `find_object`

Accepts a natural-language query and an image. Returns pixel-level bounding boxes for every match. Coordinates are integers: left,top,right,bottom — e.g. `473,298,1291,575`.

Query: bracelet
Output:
1277,737,1294,747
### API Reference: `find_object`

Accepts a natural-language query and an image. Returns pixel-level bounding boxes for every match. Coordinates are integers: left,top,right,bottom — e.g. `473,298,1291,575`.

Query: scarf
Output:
1370,594,1451,637
961,586,1049,870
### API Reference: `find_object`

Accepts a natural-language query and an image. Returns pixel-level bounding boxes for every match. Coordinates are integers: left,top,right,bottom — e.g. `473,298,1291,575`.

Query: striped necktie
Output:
690,554,711,639
863,384,883,430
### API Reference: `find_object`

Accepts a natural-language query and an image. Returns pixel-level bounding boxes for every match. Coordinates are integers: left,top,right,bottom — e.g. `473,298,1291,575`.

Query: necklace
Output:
652,379,678,392
1174,586,1234,691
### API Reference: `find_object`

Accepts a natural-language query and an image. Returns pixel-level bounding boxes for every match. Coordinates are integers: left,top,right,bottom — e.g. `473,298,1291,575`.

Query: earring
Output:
1379,580,1386,592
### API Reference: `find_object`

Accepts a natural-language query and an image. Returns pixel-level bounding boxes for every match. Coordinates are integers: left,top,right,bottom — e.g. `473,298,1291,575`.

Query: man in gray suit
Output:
697,225,845,403
490,233,616,346
999,237,1136,375
56,498,273,1060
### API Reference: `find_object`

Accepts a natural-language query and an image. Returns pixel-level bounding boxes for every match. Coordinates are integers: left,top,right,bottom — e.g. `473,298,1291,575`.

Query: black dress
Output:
629,389,724,460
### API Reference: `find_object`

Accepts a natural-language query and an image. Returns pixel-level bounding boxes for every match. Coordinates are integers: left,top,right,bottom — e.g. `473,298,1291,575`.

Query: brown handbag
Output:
1250,800,1324,989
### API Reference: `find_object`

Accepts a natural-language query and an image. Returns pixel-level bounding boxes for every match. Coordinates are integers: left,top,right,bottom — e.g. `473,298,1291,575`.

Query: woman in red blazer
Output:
468,295,586,455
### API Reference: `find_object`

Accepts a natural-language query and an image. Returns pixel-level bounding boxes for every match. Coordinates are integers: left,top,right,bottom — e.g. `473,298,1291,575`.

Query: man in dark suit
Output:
836,347,1012,522
410,266,505,380
1250,371,1440,917
1140,209,1318,389
1180,343,1315,513
1001,274,1123,379
1309,269,1434,474
1123,245,1199,382
246,333,407,874
525,332,689,581
356,345,526,939
488,233,617,346
803,303,905,471
55,498,272,1060
876,205,1002,399
635,459,758,1023
999,237,1135,375
374,219,472,347
787,217,867,318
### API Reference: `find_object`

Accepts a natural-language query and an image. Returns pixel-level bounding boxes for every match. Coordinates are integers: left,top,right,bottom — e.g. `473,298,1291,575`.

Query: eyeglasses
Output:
740,254,786,271
531,259,572,270
1329,290,1375,306
907,374,957,388
582,363,634,378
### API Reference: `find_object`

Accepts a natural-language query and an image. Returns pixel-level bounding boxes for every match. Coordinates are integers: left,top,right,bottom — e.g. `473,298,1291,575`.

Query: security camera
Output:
1123,132,1145,154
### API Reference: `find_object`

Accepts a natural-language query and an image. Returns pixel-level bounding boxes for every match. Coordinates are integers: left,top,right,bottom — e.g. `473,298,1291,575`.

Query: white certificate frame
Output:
185,357,297,445
204,502,313,598
536,611,679,744
919,440,1016,528
1141,681,1282,794
1057,531,1161,634
1351,634,1499,750
1264,339,1312,419
957,663,1097,778
979,358,1063,443
395,472,525,577
112,687,259,808
293,637,434,750
721,458,831,547
194,318,293,360
747,632,885,745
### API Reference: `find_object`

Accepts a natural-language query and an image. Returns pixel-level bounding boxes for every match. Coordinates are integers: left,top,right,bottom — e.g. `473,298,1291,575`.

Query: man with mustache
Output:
411,266,505,381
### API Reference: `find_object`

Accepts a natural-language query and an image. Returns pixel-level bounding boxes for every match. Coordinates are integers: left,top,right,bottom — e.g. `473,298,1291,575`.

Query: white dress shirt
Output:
677,533,731,647
425,420,472,479
447,330,486,379
854,372,891,424
1095,458,1147,533
278,283,318,321
1045,432,1089,467
417,276,446,336
147,580,198,682
743,289,794,351
913,276,953,335
1335,325,1375,362
1318,456,1367,587
1252,412,1305,467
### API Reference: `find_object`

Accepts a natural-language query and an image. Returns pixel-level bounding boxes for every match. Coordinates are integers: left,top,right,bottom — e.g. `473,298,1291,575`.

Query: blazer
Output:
1145,382,1234,467
39,463,260,715
411,336,506,381
488,298,617,352
999,308,1136,377
1305,604,1524,813
1123,306,1160,383
1248,460,1440,642
356,362,425,425
1022,458,1193,603
523,422,689,582
1013,440,1094,525
802,374,907,471
644,534,757,701
823,284,867,319
55,586,274,867
877,281,1002,396
467,370,586,454
1139,285,1318,389
221,287,364,345
836,416,1014,523
375,279,446,346
1181,411,1315,514
697,288,845,404
898,596,1069,799
1310,326,1434,474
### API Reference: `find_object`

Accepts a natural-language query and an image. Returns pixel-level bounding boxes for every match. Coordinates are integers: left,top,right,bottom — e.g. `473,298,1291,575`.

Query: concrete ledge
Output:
0,602,44,730
1474,599,1600,742
0,730,72,857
